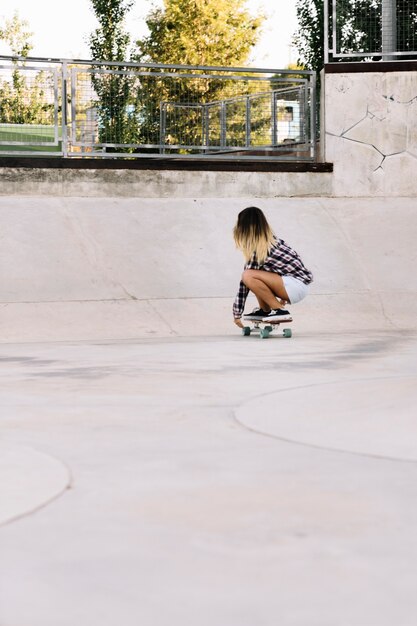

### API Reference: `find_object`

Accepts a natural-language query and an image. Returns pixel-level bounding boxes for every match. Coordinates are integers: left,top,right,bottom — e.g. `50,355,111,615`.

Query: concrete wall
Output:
1,67,417,341
0,69,416,200
323,70,417,196
1,196,416,342
0,167,333,199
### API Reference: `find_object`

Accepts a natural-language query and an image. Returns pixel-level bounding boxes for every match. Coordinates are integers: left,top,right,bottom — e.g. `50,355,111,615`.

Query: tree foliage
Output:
293,0,382,78
0,71,54,124
396,0,417,55
135,0,264,66
132,0,265,151
89,0,137,147
89,0,133,62
0,13,55,126
0,11,33,57
293,0,324,74
293,0,417,74
334,0,417,57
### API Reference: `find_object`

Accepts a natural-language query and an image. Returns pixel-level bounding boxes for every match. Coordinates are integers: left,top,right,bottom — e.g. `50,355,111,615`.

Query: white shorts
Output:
282,276,309,305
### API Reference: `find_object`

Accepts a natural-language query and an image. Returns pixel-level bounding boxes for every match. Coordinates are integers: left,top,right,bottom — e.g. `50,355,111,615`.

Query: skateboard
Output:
241,318,292,339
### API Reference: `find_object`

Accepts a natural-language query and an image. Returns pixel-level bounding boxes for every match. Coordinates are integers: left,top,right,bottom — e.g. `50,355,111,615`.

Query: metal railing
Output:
325,0,417,62
160,87,307,151
0,56,317,161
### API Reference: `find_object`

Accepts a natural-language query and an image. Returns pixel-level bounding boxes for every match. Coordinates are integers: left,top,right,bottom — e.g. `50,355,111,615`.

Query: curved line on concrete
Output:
233,373,417,466
0,449,73,528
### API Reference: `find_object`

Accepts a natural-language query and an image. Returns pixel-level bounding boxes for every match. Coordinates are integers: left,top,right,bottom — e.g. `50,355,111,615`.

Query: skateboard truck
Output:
242,320,292,339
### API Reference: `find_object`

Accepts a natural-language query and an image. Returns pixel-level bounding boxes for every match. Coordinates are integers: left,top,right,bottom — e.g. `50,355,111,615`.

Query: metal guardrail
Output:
325,0,417,62
160,87,307,152
0,56,317,161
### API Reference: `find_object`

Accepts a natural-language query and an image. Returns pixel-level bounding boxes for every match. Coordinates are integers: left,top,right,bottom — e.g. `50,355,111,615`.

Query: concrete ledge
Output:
0,168,333,197
325,61,417,73
0,156,333,173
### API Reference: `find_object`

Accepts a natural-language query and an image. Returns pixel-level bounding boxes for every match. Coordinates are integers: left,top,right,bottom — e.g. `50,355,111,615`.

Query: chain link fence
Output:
0,56,317,161
325,0,417,61
0,63,61,152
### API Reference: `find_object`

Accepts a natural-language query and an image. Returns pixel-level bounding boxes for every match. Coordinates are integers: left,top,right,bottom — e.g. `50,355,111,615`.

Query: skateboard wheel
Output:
242,327,251,336
283,328,292,338
260,329,270,339
265,325,273,332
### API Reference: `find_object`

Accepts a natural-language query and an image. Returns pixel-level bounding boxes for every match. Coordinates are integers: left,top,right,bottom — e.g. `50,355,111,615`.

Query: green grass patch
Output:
0,124,62,153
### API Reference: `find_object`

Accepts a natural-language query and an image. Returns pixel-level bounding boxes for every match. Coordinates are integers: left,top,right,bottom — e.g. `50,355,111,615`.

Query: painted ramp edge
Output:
0,293,415,342
235,374,417,462
0,445,72,525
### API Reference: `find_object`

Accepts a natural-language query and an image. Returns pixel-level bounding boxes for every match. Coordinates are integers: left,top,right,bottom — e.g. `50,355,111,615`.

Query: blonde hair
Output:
233,207,275,265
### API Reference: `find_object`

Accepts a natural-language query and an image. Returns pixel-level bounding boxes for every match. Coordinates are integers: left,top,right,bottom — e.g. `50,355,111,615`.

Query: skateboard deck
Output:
241,318,293,339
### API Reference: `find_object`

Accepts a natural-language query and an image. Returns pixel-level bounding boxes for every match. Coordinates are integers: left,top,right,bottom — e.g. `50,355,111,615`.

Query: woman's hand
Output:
234,318,244,329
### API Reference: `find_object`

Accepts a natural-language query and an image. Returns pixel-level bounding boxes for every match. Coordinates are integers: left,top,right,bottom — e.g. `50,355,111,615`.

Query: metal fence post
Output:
71,67,77,156
271,92,277,146
382,0,397,60
324,0,329,64
332,0,337,60
220,101,226,149
160,103,166,154
310,73,317,162
61,61,68,157
201,105,207,152
245,96,251,148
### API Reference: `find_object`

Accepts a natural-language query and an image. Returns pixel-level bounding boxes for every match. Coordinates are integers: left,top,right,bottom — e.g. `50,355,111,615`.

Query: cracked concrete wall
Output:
323,70,417,196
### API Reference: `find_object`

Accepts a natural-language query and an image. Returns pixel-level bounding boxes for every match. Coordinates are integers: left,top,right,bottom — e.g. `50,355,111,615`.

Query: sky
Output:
0,0,298,69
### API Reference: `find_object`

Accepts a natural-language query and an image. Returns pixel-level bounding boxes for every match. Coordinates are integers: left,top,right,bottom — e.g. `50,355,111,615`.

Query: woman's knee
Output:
242,269,257,284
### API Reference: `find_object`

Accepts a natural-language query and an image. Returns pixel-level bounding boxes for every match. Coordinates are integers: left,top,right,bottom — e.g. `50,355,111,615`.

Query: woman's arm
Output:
232,256,260,323
233,280,249,321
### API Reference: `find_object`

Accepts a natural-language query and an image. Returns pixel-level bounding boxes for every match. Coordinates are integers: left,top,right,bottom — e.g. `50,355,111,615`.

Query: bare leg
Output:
255,296,271,310
242,269,290,310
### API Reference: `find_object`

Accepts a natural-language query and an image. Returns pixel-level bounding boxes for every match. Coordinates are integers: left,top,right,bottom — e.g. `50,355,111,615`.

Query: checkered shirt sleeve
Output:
232,255,260,319
263,238,313,284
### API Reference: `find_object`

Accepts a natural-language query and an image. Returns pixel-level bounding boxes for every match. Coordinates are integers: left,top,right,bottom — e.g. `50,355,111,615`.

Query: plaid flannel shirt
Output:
233,237,313,319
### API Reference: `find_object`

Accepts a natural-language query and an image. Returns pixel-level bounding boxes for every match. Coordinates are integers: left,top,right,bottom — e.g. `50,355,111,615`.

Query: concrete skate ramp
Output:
1,196,416,341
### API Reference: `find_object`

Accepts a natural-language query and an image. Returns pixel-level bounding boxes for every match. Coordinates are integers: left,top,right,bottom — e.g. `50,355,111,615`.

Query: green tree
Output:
396,0,417,56
336,0,416,58
0,71,55,125
135,0,264,66
89,0,137,148
133,0,265,151
0,12,55,126
294,0,417,71
89,0,133,62
334,0,382,58
293,0,324,75
0,11,33,57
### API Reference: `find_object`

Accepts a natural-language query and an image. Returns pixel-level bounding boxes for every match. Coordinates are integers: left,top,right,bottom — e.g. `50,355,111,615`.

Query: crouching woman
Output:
233,206,313,328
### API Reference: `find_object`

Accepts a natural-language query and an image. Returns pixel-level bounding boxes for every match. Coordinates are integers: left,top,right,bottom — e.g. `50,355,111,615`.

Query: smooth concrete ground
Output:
1,329,417,626
1,195,417,625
